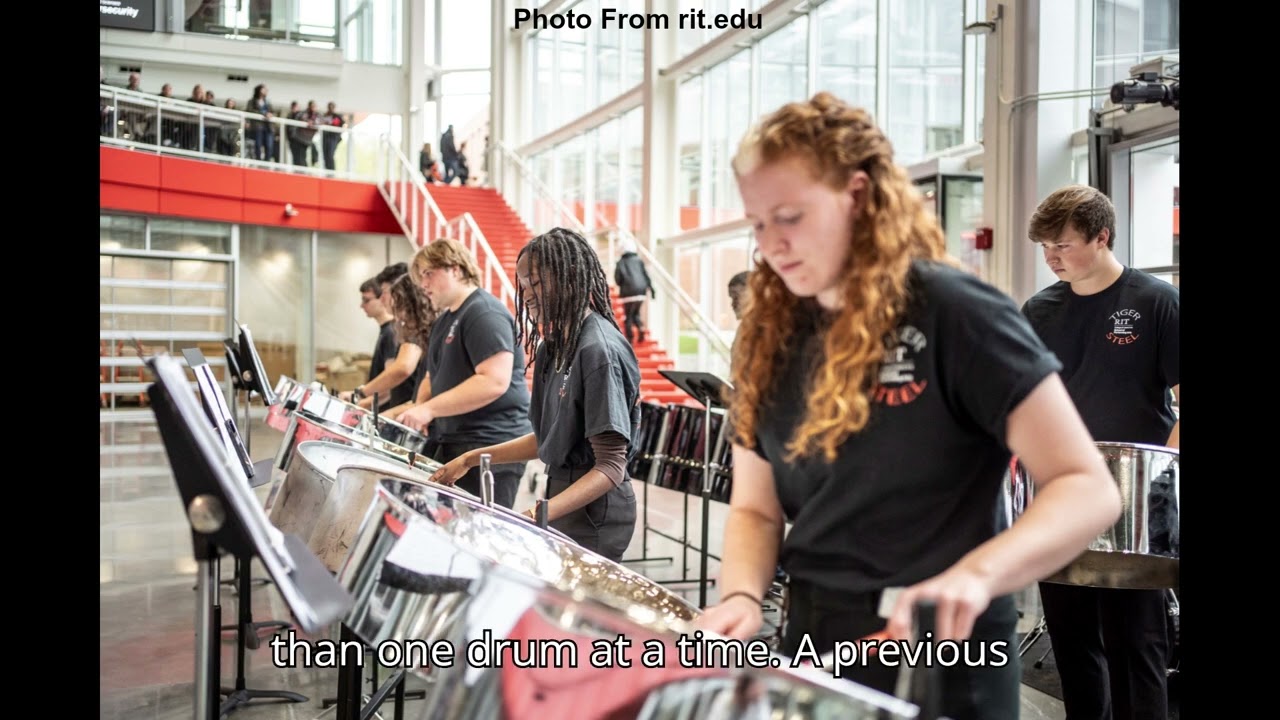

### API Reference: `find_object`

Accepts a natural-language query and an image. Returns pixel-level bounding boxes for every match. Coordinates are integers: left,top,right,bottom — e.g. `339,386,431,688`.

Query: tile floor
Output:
100,409,1066,719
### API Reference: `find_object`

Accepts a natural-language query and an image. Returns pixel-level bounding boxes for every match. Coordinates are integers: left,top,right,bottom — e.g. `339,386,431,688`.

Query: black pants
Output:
431,440,523,510
622,301,644,344
782,581,1020,720
546,466,636,562
1038,582,1169,720
290,140,311,167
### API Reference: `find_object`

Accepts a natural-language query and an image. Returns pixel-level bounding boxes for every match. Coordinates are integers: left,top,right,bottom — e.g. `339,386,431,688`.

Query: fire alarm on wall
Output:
974,227,993,250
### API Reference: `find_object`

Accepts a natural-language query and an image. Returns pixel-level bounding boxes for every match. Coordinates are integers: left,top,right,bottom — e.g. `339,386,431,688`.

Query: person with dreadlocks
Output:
691,93,1121,719
398,239,533,509
429,227,640,562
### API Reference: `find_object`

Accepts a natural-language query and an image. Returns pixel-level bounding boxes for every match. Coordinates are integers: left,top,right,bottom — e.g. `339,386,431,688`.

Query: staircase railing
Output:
376,136,516,310
491,140,732,368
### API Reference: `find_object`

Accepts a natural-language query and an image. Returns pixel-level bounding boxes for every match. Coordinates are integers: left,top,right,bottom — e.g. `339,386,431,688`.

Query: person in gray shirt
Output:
429,228,640,562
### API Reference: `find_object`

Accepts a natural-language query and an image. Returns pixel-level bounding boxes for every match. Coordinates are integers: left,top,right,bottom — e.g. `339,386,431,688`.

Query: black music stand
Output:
146,353,353,720
658,370,731,609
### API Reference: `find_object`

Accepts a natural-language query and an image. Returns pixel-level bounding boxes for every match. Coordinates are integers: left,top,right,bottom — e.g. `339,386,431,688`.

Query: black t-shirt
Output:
751,261,1062,593
530,313,642,474
369,320,418,410
1021,267,1179,445
426,288,532,444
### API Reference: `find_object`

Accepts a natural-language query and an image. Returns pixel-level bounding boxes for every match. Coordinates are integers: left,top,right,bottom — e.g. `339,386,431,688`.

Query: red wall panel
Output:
99,146,401,235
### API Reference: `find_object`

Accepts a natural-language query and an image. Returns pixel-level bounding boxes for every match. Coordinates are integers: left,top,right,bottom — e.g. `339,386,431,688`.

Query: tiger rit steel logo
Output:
875,325,928,406
445,319,459,345
1107,309,1140,345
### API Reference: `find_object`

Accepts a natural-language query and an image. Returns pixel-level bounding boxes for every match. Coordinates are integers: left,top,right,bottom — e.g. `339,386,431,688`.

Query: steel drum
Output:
267,375,308,432
337,479,917,720
293,386,430,454
268,441,445,548
1017,442,1179,589
272,405,429,474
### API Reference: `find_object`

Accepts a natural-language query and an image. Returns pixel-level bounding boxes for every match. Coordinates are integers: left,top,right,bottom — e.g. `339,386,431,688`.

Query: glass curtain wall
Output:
523,0,1159,346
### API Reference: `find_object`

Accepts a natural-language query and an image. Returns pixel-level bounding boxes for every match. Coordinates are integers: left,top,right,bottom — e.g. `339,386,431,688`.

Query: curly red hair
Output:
729,92,954,463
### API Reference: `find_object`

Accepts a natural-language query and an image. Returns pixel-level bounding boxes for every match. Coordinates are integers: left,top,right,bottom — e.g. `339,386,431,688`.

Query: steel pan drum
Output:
294,386,430,453
338,480,916,720
1024,442,1179,589
268,441,445,547
267,375,310,432
272,406,429,474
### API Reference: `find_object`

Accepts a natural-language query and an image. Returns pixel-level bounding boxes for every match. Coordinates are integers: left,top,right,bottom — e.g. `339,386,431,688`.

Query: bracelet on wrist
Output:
719,590,762,607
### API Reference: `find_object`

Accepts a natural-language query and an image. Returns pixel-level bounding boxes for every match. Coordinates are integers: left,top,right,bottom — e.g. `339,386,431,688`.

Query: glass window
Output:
622,109,644,233
1128,138,1178,287
101,215,146,251
149,219,232,255
886,0,964,165
556,21,589,127
441,0,491,68
815,0,877,113
558,136,587,226
757,19,808,118
315,233,390,367
594,120,621,229
532,37,556,138
1094,0,1178,102
239,226,313,382
678,76,703,231
343,0,402,65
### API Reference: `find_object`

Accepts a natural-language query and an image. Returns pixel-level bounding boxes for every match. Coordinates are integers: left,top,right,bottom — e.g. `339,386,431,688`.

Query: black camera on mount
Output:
1110,71,1179,111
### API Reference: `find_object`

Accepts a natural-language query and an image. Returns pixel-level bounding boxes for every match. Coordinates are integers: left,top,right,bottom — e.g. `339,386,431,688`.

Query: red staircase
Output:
422,185,684,405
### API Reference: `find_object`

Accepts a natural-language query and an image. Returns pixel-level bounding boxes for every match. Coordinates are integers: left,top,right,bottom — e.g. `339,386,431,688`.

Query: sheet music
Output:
192,364,240,467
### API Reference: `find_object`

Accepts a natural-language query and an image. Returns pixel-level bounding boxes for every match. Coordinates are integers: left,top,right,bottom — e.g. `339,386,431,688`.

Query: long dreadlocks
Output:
516,227,618,373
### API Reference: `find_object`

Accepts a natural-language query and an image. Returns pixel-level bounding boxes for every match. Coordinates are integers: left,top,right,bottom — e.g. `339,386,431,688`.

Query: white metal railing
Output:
99,85,375,180
375,136,517,310
492,140,732,367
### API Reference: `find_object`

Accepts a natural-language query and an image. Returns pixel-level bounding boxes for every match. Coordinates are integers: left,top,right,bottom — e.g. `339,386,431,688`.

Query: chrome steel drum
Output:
338,477,697,651
268,441,444,546
314,464,575,574
293,386,430,454
267,376,308,432
1033,442,1180,589
272,406,429,474
338,481,917,720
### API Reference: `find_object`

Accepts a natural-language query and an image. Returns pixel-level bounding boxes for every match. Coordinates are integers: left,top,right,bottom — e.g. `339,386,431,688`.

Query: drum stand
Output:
321,624,423,719
220,553,308,716
192,537,308,720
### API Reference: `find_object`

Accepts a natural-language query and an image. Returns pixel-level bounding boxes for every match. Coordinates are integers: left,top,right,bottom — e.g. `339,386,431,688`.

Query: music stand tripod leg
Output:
217,554,307,716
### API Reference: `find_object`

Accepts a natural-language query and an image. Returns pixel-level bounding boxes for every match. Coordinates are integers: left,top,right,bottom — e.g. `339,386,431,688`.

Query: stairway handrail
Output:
492,139,732,365
377,136,516,309
443,211,518,311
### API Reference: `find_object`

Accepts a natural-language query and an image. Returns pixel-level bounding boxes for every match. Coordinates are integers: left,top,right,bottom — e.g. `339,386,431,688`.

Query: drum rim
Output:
1094,441,1179,457
369,479,703,620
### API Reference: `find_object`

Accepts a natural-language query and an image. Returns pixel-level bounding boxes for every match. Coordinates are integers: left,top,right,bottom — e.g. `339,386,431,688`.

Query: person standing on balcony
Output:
398,240,533,509
247,84,274,162
290,100,320,168
321,102,346,172
613,236,655,345
428,228,642,563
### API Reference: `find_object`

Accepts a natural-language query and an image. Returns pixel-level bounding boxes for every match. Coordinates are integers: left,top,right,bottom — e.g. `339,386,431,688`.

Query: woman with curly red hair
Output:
694,92,1121,719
